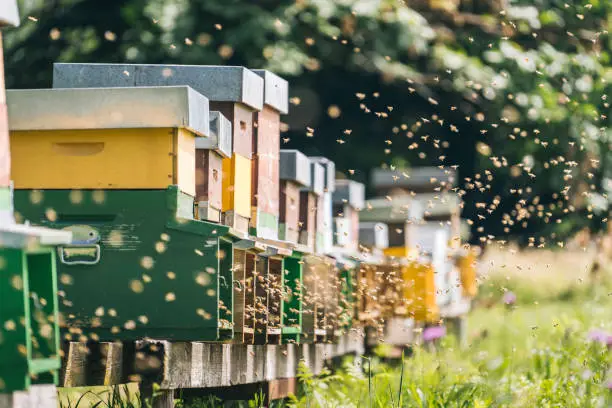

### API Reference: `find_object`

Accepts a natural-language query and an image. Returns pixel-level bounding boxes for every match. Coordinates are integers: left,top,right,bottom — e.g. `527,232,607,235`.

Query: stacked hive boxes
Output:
251,70,287,240
299,160,324,251
361,167,473,325
8,87,244,342
11,62,363,349
53,63,263,235
310,157,335,254
332,180,365,253
2,57,477,396
279,150,311,244
196,111,232,222
0,6,73,405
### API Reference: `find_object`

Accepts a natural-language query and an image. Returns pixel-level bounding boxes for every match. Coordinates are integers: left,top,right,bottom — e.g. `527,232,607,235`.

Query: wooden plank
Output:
62,342,88,387
267,377,296,402
162,342,192,389
264,345,278,381
131,331,365,392
152,389,175,408
0,385,57,408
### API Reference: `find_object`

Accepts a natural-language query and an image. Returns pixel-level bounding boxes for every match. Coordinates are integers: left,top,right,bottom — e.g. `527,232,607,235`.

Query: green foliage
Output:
286,291,611,407
58,384,141,408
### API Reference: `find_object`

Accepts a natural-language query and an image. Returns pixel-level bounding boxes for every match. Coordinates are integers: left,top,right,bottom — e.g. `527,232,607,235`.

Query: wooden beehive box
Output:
9,87,245,344
299,160,324,251
359,222,389,254
359,194,424,249
0,226,71,393
310,157,335,254
7,87,210,195
196,111,232,223
52,63,264,235
279,150,311,244
250,70,288,240
301,255,333,343
332,180,365,253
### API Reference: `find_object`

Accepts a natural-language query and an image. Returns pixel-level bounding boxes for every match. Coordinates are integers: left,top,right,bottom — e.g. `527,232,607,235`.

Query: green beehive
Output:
0,224,71,393
279,253,303,344
9,87,242,342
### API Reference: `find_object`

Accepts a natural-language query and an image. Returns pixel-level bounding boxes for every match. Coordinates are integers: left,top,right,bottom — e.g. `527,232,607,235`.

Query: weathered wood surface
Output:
135,329,364,390
61,341,124,387
52,330,364,408
0,385,57,408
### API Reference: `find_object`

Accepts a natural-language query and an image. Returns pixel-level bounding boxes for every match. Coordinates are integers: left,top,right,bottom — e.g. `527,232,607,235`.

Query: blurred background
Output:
4,0,612,247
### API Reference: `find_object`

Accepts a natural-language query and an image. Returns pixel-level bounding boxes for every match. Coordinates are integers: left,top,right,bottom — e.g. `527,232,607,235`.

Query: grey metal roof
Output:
303,160,324,196
252,69,289,114
310,156,335,192
53,63,264,111
332,180,365,210
371,167,457,189
280,149,311,187
7,86,210,136
360,192,461,222
359,222,389,249
196,111,232,158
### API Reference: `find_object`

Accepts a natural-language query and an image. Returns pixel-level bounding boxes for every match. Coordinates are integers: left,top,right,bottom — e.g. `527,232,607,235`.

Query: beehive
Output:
401,260,439,322
299,160,324,251
7,87,209,195
279,254,303,343
310,157,335,254
250,70,288,240
0,226,71,393
301,255,334,343
332,180,365,253
279,150,311,244
9,87,242,342
52,63,264,235
196,111,232,223
457,247,478,298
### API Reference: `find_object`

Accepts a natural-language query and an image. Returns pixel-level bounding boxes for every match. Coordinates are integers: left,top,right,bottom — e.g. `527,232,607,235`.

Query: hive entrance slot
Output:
52,142,105,156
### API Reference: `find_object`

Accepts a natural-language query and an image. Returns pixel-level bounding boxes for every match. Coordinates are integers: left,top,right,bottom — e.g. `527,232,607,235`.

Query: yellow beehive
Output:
458,249,478,298
7,87,210,196
222,153,252,218
402,261,438,322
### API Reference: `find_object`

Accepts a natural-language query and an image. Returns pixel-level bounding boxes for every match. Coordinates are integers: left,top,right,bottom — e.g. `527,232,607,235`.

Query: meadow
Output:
275,246,612,408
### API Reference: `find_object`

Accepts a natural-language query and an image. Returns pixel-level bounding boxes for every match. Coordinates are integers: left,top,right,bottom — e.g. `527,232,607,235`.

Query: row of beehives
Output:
6,63,369,347
0,63,479,398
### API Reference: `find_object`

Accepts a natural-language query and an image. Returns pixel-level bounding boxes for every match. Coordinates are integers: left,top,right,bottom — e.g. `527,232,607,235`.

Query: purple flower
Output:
587,329,609,344
503,291,516,306
607,380,612,391
422,326,446,342
582,369,593,380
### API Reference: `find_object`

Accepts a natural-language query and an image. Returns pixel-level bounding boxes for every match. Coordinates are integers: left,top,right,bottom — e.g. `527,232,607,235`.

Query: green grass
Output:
284,285,611,408
58,383,141,408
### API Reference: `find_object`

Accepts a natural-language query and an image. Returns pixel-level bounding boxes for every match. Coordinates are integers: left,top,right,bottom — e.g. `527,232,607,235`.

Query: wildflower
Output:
422,326,446,342
503,291,516,306
587,329,609,344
